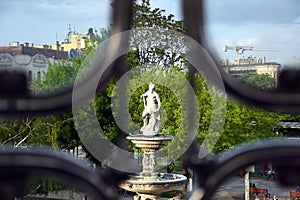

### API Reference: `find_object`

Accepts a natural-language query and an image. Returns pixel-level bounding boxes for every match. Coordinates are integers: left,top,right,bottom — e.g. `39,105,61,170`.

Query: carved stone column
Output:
119,134,187,200
127,134,173,179
141,149,158,178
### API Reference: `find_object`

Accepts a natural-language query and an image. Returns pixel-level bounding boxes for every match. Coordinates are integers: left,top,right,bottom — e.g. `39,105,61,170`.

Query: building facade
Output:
0,27,95,81
0,46,68,81
221,56,281,80
33,27,95,56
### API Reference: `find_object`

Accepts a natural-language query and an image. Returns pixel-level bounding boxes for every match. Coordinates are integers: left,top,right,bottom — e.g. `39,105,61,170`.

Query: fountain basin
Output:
127,134,173,150
120,134,186,199
119,173,187,196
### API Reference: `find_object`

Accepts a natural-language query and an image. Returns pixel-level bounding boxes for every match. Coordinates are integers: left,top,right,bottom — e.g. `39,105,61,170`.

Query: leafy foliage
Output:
0,28,109,151
211,99,294,153
240,72,276,90
32,55,84,95
90,28,110,45
0,1,297,167
128,0,186,69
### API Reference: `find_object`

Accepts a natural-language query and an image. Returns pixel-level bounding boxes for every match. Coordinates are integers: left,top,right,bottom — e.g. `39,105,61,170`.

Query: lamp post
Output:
245,170,250,200
246,121,256,200
245,165,255,200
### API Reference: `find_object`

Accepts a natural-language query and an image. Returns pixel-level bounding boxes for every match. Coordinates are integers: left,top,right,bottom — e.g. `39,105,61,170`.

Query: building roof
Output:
229,62,281,67
0,46,68,60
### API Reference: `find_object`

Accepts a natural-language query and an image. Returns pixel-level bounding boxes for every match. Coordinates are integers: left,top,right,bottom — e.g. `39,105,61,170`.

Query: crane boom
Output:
223,45,279,64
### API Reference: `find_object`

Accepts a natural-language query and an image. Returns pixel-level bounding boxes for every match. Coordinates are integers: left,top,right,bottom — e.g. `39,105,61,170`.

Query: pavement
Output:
214,176,296,200
119,176,297,200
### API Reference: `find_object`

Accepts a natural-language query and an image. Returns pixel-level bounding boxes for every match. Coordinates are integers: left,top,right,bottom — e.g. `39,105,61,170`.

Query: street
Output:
213,176,296,200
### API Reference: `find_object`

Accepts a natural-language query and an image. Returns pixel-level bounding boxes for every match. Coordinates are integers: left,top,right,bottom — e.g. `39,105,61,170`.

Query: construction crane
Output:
223,45,279,64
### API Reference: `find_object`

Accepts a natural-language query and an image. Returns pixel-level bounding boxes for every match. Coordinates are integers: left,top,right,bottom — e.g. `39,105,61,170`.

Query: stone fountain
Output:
119,82,187,200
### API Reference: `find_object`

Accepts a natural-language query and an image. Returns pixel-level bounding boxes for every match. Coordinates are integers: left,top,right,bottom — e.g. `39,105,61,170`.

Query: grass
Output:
161,190,183,198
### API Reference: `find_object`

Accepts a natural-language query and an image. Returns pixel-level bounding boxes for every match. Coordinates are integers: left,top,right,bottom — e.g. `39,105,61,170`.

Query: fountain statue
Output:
140,82,161,136
119,82,187,200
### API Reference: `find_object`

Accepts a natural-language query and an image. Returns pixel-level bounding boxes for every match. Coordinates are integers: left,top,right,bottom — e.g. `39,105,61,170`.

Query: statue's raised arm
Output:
140,82,161,136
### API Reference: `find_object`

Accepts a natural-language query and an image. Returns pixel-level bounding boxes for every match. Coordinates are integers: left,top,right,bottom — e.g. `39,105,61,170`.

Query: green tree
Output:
110,65,197,161
211,99,292,153
1,0,296,167
0,28,110,151
194,73,292,154
240,72,276,90
111,0,294,157
89,28,110,45
32,51,86,95
128,0,185,69
0,114,77,149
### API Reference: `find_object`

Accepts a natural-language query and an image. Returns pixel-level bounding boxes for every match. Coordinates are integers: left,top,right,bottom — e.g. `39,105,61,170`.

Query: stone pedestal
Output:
127,134,173,179
141,149,158,178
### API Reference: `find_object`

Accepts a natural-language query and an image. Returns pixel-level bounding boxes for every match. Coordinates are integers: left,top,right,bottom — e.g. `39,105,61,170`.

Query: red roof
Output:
0,46,68,60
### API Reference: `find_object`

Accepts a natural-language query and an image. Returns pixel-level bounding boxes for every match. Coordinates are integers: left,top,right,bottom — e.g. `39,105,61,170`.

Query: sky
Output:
0,0,112,46
0,0,300,66
0,0,179,46
204,0,300,65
